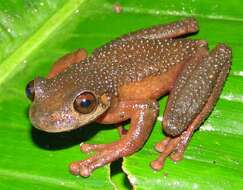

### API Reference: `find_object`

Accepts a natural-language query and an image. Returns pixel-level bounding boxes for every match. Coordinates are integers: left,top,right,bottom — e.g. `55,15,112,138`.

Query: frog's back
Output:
60,38,206,96
90,39,205,88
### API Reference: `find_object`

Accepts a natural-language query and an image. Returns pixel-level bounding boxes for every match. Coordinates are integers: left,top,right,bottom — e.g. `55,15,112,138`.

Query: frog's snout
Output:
29,105,76,133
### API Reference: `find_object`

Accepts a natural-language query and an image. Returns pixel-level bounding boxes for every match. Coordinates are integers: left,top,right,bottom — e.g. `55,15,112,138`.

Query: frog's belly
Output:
118,63,184,101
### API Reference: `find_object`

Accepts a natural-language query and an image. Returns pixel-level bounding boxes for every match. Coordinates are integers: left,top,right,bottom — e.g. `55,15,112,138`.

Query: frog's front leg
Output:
78,125,127,153
80,123,127,153
151,44,231,170
70,100,159,177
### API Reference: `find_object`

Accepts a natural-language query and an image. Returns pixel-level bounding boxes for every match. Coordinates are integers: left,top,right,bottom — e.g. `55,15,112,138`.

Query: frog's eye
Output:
74,92,97,114
26,80,35,101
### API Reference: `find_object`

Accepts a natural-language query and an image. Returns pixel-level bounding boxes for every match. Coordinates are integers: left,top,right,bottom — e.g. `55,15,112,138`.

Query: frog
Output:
26,18,232,177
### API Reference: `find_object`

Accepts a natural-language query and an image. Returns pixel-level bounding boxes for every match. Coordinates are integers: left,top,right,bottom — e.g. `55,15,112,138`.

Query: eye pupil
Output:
81,99,91,108
74,92,97,114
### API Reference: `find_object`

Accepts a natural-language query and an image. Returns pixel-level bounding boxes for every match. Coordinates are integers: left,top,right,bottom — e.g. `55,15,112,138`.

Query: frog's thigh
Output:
121,18,199,41
47,48,87,78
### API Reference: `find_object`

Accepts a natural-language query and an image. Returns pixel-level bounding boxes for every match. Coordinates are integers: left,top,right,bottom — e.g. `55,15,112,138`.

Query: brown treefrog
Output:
26,18,232,177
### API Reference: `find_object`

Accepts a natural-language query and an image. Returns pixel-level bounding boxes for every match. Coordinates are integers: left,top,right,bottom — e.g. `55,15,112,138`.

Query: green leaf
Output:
0,0,119,189
0,0,242,190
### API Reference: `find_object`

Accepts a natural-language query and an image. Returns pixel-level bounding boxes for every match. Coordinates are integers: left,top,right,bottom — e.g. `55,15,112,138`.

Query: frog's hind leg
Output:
151,44,232,170
47,48,87,79
120,18,199,41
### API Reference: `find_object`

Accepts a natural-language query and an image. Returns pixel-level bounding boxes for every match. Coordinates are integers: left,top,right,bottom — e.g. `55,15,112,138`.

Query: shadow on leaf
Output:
30,123,116,150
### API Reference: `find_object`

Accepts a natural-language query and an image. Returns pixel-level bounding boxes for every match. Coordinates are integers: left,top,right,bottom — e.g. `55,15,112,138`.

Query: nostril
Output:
49,113,60,122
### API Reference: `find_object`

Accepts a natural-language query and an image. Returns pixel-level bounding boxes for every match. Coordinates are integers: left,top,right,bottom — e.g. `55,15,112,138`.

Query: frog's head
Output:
26,75,111,133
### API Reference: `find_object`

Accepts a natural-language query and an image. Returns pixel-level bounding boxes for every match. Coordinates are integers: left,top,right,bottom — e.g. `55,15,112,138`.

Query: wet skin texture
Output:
27,18,232,177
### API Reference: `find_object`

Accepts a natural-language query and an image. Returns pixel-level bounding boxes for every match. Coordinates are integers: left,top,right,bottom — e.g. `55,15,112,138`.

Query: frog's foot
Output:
71,143,122,177
73,132,152,177
151,126,193,170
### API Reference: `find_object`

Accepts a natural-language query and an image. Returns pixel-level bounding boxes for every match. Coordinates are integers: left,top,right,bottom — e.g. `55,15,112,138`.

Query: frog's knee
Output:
162,117,184,137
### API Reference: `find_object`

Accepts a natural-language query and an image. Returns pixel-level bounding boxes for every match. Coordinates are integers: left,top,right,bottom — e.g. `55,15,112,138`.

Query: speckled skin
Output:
27,18,232,177
57,38,204,95
163,45,232,136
